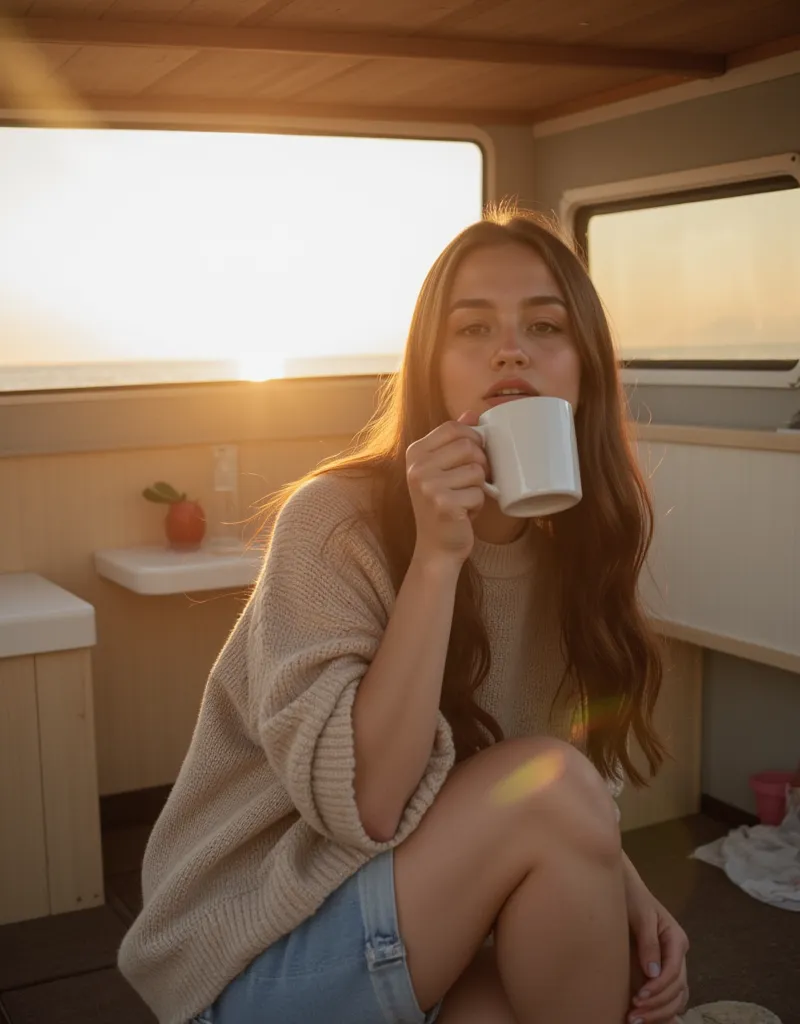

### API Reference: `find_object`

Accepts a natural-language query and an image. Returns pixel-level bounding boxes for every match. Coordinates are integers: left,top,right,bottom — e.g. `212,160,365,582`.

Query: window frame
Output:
560,153,800,389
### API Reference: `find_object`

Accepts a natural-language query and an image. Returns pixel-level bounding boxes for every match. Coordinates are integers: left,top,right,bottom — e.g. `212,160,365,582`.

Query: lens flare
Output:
570,696,625,745
491,751,565,806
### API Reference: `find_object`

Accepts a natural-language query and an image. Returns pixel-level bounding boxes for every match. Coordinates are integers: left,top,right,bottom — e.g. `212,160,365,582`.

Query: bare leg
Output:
438,948,517,1024
394,737,629,1024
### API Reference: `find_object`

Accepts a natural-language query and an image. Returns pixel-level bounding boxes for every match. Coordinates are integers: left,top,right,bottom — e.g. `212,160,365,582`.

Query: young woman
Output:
119,207,691,1024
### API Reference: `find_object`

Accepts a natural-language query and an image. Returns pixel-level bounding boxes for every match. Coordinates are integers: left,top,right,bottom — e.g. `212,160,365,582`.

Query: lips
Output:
483,378,540,399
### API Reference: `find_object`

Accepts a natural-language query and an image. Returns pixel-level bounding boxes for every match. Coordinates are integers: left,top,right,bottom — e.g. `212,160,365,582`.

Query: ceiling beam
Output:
727,32,800,69
17,16,726,76
0,92,537,126
530,74,686,123
529,33,800,122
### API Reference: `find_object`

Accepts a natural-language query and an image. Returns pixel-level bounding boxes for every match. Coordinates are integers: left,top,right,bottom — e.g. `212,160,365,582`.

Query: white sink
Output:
0,573,96,659
94,545,264,595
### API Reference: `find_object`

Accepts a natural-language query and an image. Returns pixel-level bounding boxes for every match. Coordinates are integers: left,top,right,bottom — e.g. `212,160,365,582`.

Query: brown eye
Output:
528,321,559,336
457,322,490,337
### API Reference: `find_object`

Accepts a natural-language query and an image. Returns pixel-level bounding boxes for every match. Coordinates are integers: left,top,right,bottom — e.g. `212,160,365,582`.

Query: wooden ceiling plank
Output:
142,49,363,99
97,0,198,19
18,16,726,73
171,0,287,27
243,0,473,32
238,0,297,27
422,0,513,36
56,43,198,94
414,0,800,52
421,0,652,42
1,38,82,73
559,0,800,54
25,0,130,15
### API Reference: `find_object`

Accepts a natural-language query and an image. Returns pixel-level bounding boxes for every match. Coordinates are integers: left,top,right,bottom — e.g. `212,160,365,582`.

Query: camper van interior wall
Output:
142,481,206,550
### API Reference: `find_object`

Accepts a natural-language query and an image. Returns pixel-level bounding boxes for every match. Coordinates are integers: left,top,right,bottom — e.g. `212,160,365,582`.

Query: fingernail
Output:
630,1017,644,1024
647,962,661,978
637,989,651,1000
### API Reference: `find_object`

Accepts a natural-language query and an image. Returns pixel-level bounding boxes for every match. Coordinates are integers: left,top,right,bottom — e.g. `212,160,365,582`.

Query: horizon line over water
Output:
0,354,404,392
1,345,799,393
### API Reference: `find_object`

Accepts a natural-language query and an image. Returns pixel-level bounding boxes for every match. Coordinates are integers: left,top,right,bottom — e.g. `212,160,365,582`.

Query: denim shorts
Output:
191,850,441,1024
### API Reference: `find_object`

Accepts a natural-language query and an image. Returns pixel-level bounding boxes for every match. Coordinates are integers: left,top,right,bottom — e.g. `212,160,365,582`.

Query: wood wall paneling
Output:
6,435,351,795
638,441,800,662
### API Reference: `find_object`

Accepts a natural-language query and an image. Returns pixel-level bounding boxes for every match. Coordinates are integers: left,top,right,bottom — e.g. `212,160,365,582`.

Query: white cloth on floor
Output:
690,789,800,912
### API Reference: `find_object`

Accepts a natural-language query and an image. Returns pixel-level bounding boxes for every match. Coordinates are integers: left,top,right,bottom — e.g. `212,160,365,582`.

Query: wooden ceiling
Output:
1,0,799,125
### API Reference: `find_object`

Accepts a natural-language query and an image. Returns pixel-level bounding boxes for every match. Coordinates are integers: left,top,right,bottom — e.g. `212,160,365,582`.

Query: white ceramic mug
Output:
471,396,582,517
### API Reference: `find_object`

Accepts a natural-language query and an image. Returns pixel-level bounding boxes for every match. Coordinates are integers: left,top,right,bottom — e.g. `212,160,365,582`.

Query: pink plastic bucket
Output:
748,771,795,825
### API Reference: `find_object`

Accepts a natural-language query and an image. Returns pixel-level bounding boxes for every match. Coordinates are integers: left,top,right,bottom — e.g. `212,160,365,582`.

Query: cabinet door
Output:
618,639,703,832
36,649,104,914
0,656,49,924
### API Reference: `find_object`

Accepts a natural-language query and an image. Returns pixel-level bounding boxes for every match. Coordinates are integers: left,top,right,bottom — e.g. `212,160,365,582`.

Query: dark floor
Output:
0,813,798,1023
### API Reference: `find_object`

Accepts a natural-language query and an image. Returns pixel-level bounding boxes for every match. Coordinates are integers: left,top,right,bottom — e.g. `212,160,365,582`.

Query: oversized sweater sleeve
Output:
248,475,456,853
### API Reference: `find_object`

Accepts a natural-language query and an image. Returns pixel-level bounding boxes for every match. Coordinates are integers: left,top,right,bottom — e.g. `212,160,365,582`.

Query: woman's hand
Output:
624,862,690,1024
406,412,488,565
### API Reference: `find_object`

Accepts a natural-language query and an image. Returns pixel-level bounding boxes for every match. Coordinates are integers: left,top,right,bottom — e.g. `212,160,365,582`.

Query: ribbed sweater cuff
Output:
312,683,456,852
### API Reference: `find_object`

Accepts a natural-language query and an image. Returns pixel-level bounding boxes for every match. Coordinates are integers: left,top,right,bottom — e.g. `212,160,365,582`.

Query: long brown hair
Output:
260,205,665,786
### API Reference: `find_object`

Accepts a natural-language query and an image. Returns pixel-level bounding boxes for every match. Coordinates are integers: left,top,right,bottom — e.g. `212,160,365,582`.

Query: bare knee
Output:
464,736,622,866
392,737,623,1012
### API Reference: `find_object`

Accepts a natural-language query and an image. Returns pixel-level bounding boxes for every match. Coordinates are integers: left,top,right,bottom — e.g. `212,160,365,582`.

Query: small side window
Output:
565,155,800,388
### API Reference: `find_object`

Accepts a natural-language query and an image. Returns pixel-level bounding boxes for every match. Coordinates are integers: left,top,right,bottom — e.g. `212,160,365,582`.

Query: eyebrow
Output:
449,295,567,313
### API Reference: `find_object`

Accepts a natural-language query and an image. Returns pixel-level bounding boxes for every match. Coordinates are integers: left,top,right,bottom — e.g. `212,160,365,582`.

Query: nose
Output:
490,333,531,371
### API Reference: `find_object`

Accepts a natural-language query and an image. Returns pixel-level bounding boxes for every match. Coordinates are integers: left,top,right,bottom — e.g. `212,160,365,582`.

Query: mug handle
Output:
470,424,501,501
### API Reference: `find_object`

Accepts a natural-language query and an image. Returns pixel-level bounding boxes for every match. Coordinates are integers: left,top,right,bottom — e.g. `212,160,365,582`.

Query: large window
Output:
0,127,484,393
565,155,800,387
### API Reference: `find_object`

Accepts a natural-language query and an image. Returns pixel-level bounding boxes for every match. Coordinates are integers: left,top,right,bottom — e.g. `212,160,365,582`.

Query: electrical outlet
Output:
212,444,238,492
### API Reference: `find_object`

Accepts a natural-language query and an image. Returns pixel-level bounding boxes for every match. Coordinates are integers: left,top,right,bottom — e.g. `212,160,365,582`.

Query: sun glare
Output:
234,351,287,382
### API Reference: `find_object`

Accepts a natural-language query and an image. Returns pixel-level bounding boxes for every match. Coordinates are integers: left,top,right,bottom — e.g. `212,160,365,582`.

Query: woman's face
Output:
438,242,581,420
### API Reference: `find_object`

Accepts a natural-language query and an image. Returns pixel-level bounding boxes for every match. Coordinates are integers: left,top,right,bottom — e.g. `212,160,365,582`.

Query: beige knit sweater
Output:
117,471,590,1024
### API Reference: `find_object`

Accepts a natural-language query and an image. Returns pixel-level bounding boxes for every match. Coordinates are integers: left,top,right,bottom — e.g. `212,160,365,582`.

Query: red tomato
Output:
165,500,206,550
